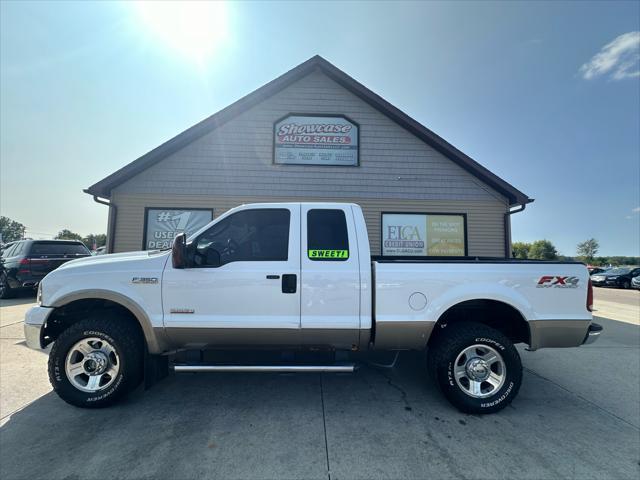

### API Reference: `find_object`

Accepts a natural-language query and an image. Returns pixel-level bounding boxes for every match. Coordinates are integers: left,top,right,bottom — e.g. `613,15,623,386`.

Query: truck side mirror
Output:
172,233,187,269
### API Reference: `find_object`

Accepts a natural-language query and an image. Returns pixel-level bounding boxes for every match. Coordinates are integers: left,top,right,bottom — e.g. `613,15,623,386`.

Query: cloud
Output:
633,207,640,213
579,31,640,80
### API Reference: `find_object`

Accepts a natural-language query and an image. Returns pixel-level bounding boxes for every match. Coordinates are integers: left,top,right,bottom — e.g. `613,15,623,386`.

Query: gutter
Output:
86,191,117,253
504,200,532,258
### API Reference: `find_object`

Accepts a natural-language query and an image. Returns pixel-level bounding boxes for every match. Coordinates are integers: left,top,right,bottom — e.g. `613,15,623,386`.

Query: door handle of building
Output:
281,274,297,294
266,275,280,280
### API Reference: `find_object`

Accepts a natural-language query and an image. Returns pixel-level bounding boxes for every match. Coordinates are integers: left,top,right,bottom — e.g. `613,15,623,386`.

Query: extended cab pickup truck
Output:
24,203,601,413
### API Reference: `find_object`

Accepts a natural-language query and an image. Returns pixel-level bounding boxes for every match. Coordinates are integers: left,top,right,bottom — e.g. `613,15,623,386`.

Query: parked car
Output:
24,202,600,413
631,274,640,290
0,240,91,298
590,267,640,289
588,267,608,275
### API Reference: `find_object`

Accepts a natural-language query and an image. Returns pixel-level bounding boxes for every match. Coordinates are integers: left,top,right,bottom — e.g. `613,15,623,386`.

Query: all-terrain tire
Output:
427,322,522,414
48,314,144,408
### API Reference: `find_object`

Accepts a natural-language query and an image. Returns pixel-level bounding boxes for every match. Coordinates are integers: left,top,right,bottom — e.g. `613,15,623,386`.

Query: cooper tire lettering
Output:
47,313,143,408
428,322,523,414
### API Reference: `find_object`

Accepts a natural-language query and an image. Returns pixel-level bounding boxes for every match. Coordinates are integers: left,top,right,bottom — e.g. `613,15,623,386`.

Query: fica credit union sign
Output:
382,213,466,256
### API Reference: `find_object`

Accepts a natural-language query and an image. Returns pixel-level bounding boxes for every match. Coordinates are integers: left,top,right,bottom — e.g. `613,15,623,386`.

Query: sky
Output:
1,0,639,256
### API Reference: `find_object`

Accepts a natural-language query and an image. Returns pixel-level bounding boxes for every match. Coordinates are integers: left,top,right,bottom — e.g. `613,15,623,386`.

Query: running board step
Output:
173,364,356,373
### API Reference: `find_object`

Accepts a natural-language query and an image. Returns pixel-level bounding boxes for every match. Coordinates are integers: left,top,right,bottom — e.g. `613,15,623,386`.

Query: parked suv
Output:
0,240,91,298
590,267,640,289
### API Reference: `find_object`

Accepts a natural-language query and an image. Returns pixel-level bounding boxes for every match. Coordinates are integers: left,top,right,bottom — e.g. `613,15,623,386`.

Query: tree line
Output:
512,237,639,266
0,216,106,250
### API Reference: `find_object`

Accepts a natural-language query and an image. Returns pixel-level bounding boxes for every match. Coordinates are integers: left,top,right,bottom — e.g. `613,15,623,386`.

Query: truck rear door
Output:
300,206,361,349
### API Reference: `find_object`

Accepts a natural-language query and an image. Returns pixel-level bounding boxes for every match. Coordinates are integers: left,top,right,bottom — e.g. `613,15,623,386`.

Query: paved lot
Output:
593,285,640,324
0,289,639,479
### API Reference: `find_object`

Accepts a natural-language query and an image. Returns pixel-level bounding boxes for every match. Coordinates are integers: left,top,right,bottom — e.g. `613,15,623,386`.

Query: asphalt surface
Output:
0,289,638,479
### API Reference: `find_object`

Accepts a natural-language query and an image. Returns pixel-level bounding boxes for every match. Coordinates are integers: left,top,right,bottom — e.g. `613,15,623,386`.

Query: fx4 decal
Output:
536,276,579,288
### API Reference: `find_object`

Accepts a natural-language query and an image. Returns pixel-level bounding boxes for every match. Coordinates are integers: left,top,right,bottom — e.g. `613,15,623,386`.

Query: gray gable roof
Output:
85,55,532,206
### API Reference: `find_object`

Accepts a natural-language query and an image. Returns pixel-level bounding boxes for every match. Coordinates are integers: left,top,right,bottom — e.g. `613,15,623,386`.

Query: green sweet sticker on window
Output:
308,249,349,260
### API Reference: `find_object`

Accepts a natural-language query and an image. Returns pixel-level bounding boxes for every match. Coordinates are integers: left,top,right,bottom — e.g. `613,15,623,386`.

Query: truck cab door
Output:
300,205,361,349
162,205,301,348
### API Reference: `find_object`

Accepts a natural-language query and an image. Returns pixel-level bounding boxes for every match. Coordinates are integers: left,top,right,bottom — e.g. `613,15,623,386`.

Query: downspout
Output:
90,194,117,254
504,203,526,258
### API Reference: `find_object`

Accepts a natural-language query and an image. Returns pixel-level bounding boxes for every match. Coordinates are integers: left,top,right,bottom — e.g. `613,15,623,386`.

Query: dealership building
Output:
85,56,532,257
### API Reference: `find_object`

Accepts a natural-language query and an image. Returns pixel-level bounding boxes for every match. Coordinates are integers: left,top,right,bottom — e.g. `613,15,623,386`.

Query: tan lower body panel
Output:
528,320,590,350
373,320,434,350
164,327,361,350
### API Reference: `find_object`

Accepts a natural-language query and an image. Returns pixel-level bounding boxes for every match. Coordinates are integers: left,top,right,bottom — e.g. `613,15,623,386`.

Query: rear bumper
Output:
11,272,42,289
23,306,53,350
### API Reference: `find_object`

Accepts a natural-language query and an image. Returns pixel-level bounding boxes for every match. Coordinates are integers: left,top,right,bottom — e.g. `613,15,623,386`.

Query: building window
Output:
143,208,213,250
195,208,290,266
381,212,467,256
307,209,349,261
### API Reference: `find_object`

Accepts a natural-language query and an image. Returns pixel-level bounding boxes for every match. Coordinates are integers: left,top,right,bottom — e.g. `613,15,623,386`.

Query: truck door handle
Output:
281,274,297,294
266,275,280,280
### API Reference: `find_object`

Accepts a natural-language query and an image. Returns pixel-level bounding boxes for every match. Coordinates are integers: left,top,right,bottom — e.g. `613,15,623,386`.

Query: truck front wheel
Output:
428,322,522,414
48,314,144,408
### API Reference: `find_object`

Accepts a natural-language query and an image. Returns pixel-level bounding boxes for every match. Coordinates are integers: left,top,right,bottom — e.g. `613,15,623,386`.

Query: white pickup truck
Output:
24,203,601,413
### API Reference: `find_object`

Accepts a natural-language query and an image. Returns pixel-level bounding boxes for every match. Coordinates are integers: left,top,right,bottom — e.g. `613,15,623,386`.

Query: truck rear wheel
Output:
48,314,144,408
428,322,522,414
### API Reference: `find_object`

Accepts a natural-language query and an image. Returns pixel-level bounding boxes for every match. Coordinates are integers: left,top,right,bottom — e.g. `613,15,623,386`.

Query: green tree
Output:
576,238,599,261
512,241,530,259
528,240,558,260
82,234,106,250
55,229,83,241
0,216,25,243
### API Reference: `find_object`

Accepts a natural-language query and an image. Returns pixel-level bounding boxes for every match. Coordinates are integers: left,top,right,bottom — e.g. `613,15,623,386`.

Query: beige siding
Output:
110,68,510,255
114,70,506,204
111,192,506,257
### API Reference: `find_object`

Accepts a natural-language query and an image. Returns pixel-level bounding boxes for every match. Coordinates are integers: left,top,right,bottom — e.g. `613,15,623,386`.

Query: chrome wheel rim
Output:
454,344,506,398
65,337,120,392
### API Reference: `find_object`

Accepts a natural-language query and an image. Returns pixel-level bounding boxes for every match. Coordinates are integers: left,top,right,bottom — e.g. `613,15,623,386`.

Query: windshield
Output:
607,268,631,275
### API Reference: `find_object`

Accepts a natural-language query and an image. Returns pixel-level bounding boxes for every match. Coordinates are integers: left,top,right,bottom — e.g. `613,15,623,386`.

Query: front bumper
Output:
24,306,54,350
582,322,603,345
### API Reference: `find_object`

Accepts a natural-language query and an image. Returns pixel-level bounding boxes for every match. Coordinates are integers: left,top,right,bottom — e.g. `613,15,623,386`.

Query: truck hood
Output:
56,250,168,270
40,249,171,308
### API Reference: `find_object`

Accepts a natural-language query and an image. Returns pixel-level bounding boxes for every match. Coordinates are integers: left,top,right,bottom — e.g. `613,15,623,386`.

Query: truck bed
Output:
371,258,591,350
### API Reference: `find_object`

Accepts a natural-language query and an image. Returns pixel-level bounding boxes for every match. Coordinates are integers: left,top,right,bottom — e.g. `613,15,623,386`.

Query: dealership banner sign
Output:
382,213,466,256
144,208,213,250
274,115,358,166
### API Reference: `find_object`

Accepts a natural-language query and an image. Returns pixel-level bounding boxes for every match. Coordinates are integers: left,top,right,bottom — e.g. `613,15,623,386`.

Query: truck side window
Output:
194,209,290,266
307,209,349,261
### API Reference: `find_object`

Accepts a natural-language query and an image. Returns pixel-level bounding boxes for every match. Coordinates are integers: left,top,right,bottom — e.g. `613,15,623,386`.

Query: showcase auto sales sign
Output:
274,115,358,166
